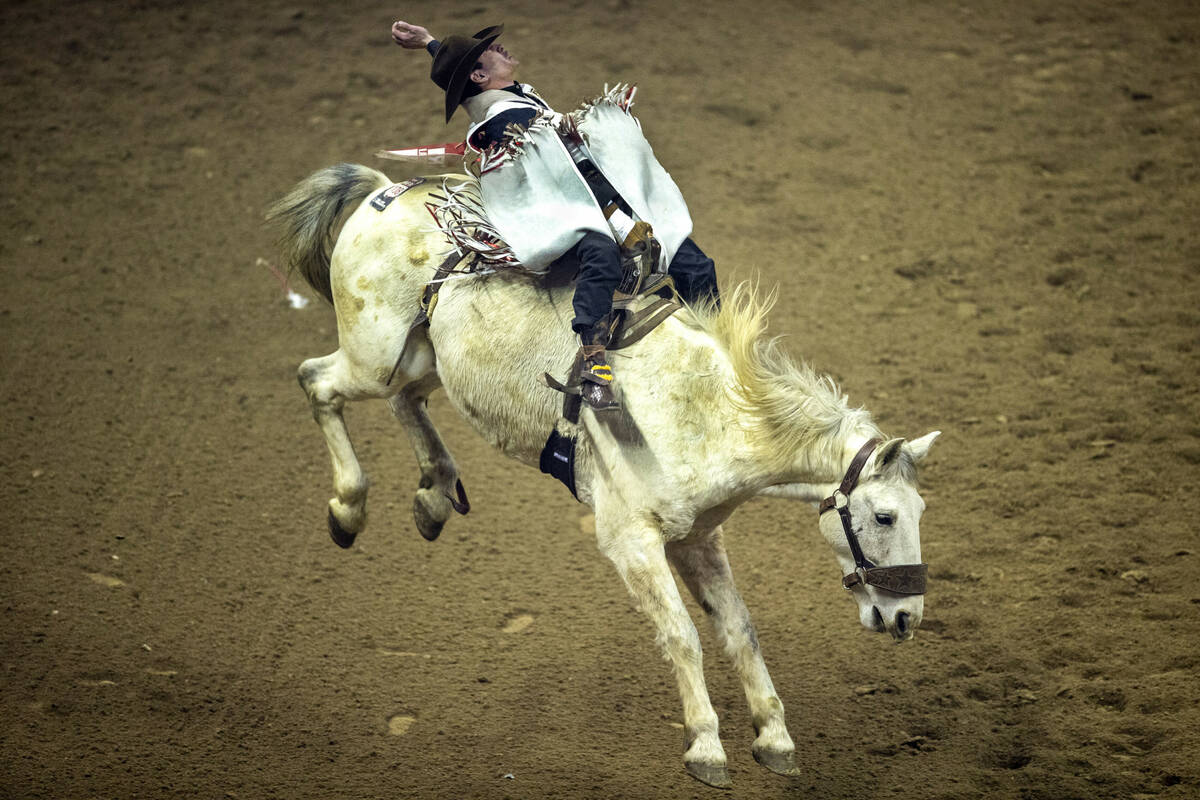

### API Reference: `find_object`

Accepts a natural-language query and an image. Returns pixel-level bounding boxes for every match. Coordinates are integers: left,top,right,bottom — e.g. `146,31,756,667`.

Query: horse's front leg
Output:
596,511,731,789
666,527,801,777
387,372,469,542
298,349,382,548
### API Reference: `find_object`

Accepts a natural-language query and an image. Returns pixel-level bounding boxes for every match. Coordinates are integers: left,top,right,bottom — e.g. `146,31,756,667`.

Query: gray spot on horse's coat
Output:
745,621,760,651
701,599,715,615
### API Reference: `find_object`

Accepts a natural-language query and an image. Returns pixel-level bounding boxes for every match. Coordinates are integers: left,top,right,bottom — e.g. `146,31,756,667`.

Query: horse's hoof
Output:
413,491,446,542
327,508,357,549
685,761,732,789
752,748,803,777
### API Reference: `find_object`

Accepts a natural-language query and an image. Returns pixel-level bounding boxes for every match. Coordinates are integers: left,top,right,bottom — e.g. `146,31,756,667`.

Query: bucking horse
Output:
267,163,940,789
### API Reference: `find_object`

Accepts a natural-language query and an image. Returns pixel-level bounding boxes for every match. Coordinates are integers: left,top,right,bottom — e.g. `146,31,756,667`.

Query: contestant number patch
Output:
371,177,425,211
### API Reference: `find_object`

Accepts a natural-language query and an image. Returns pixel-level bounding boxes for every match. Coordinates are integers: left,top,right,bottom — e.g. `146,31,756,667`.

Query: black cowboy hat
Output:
430,24,504,122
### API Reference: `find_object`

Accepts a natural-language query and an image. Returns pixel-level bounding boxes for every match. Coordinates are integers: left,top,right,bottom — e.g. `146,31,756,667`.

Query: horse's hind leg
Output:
298,349,388,548
388,372,468,542
666,527,801,777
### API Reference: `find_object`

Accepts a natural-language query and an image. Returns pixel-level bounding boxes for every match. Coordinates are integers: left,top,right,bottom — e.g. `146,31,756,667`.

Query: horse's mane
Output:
684,282,881,470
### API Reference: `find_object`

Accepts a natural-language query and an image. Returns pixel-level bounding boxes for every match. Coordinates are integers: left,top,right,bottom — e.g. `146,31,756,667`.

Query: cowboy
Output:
391,21,719,410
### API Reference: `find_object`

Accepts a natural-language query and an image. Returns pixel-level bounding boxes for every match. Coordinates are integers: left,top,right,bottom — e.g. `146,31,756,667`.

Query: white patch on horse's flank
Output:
387,714,417,736
502,613,535,634
85,572,125,588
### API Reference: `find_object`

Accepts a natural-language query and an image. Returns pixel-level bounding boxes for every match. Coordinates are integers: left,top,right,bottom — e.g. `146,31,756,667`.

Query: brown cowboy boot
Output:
578,319,618,411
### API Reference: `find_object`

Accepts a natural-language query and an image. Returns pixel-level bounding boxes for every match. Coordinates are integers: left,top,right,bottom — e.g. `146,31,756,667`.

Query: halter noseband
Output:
818,439,928,596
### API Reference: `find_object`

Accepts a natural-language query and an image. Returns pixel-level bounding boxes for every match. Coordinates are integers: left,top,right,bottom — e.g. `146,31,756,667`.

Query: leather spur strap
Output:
819,438,928,596
541,292,681,425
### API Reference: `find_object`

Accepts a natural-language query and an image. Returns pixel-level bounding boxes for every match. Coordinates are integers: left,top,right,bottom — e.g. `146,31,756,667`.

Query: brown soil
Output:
3,1,1199,798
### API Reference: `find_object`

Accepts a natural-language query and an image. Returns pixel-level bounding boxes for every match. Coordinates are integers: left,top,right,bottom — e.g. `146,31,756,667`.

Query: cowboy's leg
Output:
570,231,622,332
571,232,622,409
666,527,801,776
667,238,720,307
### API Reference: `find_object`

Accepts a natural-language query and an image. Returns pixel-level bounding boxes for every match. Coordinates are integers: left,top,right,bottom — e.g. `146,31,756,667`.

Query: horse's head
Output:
818,432,940,642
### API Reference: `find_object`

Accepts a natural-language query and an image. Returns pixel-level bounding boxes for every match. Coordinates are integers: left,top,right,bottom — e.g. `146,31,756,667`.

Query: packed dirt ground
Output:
2,0,1198,797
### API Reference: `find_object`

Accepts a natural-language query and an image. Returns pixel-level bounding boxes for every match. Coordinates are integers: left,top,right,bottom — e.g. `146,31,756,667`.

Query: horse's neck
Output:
755,428,880,504
647,322,876,495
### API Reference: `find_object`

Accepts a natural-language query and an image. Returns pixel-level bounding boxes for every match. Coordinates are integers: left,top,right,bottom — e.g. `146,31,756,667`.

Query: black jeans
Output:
570,233,720,332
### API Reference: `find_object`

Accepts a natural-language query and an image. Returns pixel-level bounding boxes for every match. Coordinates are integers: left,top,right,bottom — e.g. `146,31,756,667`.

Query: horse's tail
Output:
266,163,390,304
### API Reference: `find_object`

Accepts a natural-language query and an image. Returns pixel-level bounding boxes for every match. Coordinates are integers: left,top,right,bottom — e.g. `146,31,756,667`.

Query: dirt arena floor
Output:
3,1,1199,797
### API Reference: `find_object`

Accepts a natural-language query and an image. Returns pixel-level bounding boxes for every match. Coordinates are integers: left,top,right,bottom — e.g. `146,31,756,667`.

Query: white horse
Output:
268,163,941,788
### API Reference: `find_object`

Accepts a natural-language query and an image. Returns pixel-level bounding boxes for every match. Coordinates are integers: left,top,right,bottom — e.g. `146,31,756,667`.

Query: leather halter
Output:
819,439,928,596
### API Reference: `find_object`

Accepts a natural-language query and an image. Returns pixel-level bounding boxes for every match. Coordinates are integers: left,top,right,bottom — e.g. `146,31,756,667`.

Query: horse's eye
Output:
874,513,895,526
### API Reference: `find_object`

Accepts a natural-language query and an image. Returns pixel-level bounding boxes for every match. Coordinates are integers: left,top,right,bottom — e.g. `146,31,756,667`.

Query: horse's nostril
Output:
872,606,885,631
896,611,910,637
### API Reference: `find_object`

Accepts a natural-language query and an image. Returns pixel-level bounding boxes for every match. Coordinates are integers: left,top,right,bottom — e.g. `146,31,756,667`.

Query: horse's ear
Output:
876,437,906,468
904,431,941,462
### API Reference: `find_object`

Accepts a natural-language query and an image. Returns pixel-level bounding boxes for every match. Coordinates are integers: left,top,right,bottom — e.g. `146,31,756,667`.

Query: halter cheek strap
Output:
819,439,928,596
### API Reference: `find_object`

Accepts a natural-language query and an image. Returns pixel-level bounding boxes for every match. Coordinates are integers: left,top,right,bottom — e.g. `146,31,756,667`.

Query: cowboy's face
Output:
473,41,518,84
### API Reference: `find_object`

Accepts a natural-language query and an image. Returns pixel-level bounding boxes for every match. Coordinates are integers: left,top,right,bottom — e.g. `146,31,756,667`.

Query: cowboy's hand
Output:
391,20,433,49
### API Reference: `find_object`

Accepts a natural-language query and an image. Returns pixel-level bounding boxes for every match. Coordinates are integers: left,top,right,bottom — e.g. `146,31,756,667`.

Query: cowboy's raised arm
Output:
391,20,436,52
